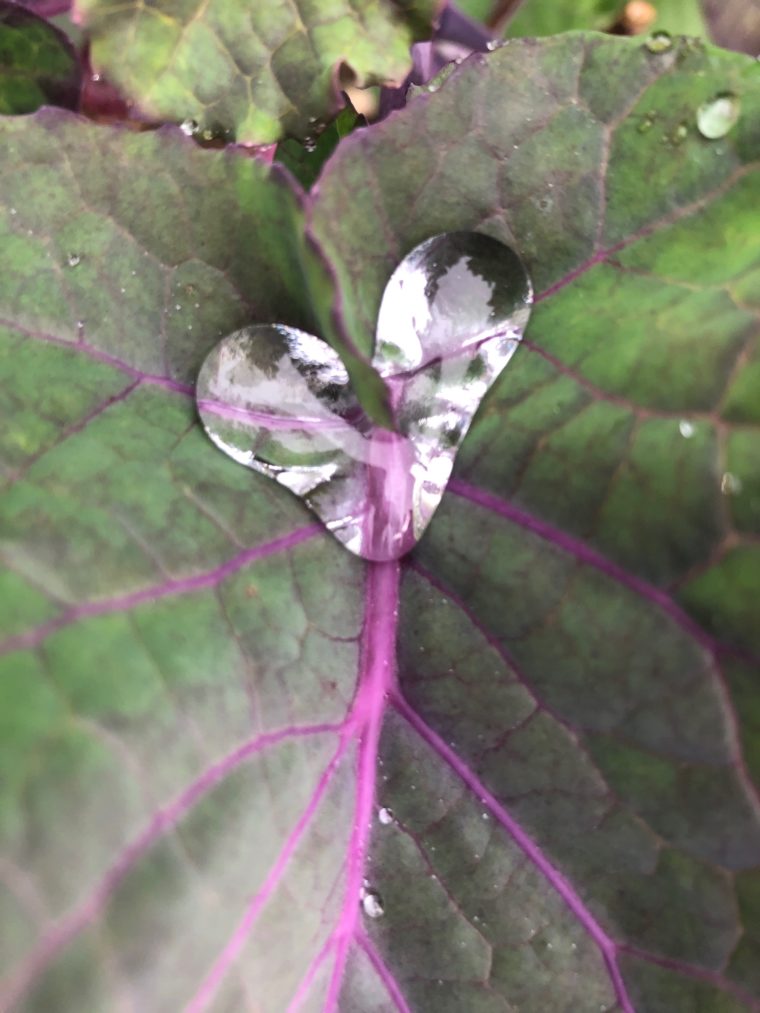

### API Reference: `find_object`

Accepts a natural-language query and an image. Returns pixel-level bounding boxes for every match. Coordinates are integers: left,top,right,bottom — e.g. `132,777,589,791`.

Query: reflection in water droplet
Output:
360,887,385,919
196,232,533,561
180,118,198,136
696,93,740,139
721,472,742,495
645,31,672,53
378,807,394,825
679,420,694,438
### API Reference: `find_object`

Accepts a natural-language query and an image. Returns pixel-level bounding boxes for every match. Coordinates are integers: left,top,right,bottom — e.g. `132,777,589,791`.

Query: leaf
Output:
503,0,708,38
74,0,439,145
0,0,81,114
1,32,759,1013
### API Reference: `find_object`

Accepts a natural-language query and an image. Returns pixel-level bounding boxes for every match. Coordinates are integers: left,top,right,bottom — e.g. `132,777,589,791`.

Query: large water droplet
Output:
645,31,672,53
696,93,740,140
196,232,532,561
360,887,385,919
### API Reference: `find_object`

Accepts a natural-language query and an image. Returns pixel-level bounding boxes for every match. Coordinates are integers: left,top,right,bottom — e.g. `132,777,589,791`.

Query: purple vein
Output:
356,930,412,1013
391,693,635,1013
4,380,141,487
534,163,756,305
408,558,576,734
0,525,320,657
1,721,344,1011
0,318,194,397
447,478,748,661
619,945,760,1012
322,560,402,1012
184,738,349,1013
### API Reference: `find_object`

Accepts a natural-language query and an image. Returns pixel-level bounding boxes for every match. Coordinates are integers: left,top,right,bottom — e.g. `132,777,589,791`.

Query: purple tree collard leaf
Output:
0,0,81,114
196,233,532,561
73,0,441,144
1,31,760,1013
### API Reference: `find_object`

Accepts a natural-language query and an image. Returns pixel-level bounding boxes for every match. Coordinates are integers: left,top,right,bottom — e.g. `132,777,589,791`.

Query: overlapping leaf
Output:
73,0,439,143
0,1,80,114
1,32,759,1013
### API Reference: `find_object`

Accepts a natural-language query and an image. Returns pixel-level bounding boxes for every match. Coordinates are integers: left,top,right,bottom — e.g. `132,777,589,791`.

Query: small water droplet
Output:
91,72,101,82
175,303,181,311
378,807,394,825
481,812,489,820
486,39,499,51
672,122,689,144
9,207,16,215
696,92,740,140
304,137,317,152
180,118,198,136
645,30,673,53
360,887,385,919
119,286,126,294
67,253,81,267
637,113,656,133
679,420,695,438
721,472,743,495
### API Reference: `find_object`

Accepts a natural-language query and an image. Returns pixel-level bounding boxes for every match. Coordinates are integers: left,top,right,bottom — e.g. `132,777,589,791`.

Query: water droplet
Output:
486,39,499,51
671,122,689,144
679,420,695,438
645,31,672,53
637,113,656,133
196,232,533,561
9,207,16,215
180,118,198,136
360,887,385,919
378,807,394,825
91,72,101,82
481,812,489,820
721,472,742,495
696,92,740,140
175,303,181,311
304,137,317,152
67,253,81,267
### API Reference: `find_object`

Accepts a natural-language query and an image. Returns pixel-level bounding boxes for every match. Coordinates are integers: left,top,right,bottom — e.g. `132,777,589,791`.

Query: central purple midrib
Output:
0,525,320,657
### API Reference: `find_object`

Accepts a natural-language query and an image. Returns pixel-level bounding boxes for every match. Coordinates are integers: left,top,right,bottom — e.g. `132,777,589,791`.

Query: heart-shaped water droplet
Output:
196,232,532,560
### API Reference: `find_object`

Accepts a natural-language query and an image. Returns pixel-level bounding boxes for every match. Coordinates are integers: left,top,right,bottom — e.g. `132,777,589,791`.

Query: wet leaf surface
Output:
1,33,759,1012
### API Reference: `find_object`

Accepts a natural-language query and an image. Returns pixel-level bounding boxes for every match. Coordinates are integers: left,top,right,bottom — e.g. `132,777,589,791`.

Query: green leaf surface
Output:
0,1,81,114
1,32,760,1012
504,0,708,38
74,0,438,144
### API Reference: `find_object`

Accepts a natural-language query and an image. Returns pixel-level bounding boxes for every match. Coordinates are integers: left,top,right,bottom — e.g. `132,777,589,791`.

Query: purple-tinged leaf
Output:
0,0,81,114
1,31,760,1013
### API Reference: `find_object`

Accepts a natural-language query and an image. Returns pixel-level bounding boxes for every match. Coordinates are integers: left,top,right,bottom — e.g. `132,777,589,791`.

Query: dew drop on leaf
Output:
196,232,533,561
360,887,385,919
721,472,743,495
378,807,394,825
679,420,695,438
645,30,673,53
67,253,81,267
180,118,198,136
696,92,740,139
